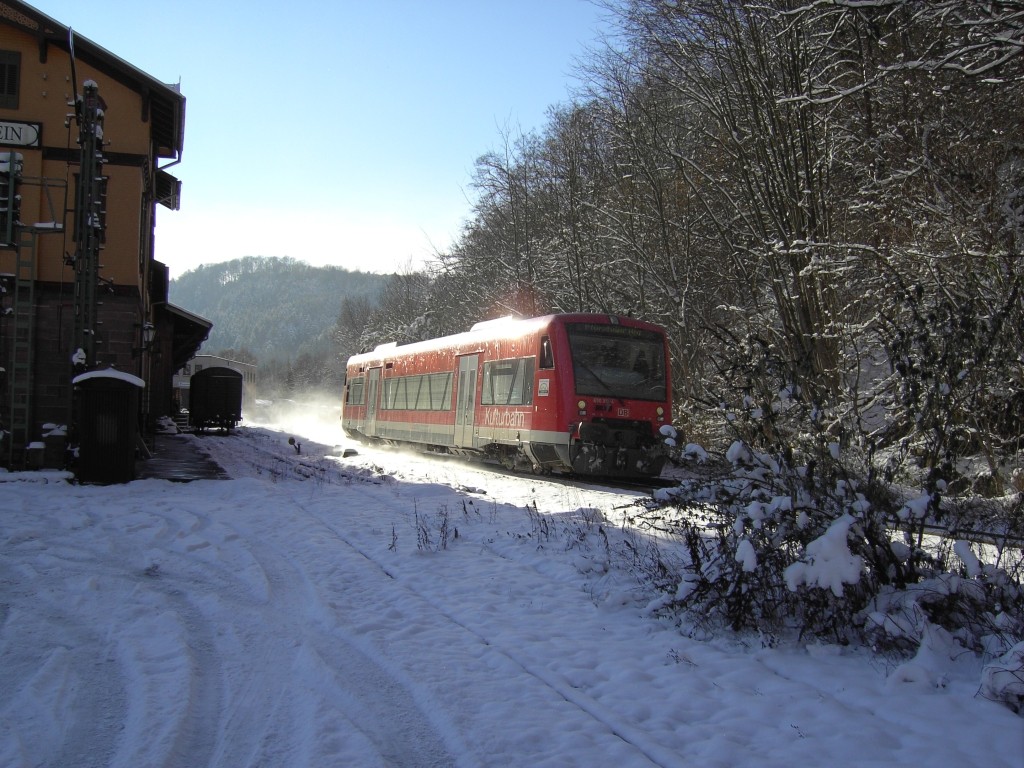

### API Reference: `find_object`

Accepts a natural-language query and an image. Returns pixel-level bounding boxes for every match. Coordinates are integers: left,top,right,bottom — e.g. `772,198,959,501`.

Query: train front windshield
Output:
566,323,668,401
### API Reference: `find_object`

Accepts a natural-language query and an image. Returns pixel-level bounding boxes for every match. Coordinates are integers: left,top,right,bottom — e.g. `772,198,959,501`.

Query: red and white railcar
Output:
341,314,673,477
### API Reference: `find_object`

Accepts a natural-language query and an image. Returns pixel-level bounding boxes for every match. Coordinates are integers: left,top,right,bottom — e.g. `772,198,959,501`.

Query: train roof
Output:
346,313,664,367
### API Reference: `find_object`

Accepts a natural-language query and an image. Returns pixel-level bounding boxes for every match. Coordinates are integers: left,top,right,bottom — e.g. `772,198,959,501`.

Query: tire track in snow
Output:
292,633,457,768
206,428,684,766
247,537,457,767
287,496,687,768
0,587,125,768
199,428,696,765
152,489,459,767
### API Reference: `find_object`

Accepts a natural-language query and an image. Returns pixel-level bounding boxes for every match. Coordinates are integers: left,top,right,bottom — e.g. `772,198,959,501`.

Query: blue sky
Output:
37,0,613,277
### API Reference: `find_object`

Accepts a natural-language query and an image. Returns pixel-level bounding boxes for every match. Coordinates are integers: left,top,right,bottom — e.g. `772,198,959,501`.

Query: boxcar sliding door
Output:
455,355,478,448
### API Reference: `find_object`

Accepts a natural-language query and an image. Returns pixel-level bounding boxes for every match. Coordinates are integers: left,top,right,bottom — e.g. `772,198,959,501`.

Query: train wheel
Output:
499,449,517,471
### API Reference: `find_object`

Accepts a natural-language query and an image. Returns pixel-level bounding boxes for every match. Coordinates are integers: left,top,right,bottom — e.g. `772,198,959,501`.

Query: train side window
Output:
348,376,365,405
442,373,453,409
481,363,505,405
482,358,534,406
411,376,425,409
539,336,554,369
517,358,535,403
429,372,452,410
394,377,409,409
423,374,436,410
396,378,406,409
380,373,455,411
408,375,424,409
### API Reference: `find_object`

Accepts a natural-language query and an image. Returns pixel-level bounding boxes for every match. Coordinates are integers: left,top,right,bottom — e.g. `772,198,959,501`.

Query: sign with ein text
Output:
0,120,41,148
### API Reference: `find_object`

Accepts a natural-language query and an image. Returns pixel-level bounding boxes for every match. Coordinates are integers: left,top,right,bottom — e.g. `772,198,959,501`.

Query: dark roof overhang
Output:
159,302,212,372
156,170,181,210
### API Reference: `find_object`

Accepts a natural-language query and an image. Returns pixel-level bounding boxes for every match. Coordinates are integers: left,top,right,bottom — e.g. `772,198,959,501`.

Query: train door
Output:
455,354,478,447
366,367,381,436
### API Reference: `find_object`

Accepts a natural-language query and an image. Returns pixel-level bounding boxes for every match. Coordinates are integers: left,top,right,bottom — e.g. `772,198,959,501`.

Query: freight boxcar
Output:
189,366,243,433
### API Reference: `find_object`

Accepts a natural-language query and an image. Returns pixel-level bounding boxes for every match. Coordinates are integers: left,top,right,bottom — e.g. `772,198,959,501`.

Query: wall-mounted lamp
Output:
133,321,156,357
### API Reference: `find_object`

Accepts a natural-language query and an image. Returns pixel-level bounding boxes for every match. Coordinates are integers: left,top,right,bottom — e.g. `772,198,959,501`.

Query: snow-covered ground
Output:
1,416,1020,767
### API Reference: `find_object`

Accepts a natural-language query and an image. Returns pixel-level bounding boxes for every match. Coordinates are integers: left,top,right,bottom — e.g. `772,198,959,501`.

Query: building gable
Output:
0,0,184,159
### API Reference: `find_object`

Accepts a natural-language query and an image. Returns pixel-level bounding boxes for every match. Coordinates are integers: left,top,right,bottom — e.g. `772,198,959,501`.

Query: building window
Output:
0,51,20,110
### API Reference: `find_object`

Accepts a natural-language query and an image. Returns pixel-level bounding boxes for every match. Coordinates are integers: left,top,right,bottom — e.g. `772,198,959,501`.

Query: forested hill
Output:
169,256,391,363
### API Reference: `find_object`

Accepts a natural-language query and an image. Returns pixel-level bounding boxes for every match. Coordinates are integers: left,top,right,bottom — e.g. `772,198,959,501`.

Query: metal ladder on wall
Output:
5,229,36,468
1,163,68,468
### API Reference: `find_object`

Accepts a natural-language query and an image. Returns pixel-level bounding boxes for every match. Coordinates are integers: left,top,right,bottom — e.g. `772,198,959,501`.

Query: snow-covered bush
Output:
646,440,890,642
634,291,1024,678
640,357,1024,672
877,272,1024,501
646,441,1023,665
981,642,1024,713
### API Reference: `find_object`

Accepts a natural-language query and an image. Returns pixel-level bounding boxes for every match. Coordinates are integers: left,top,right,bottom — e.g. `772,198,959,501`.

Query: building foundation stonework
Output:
2,284,145,446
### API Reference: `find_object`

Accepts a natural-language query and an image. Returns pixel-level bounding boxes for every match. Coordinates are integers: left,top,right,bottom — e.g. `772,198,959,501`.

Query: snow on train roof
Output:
351,314,662,365
468,316,521,332
356,315,553,363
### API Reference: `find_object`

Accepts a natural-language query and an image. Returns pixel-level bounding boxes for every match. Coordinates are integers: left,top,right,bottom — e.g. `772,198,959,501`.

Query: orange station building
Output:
0,1,210,470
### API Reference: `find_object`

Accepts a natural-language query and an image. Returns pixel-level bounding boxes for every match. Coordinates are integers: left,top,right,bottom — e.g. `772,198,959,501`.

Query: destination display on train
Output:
569,323,660,340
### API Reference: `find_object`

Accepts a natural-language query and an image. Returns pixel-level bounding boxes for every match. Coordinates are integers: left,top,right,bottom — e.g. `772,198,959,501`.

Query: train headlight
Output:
656,407,664,416
577,400,587,411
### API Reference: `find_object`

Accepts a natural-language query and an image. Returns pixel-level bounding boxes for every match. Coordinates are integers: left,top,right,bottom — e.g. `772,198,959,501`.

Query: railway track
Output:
223,427,1024,550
